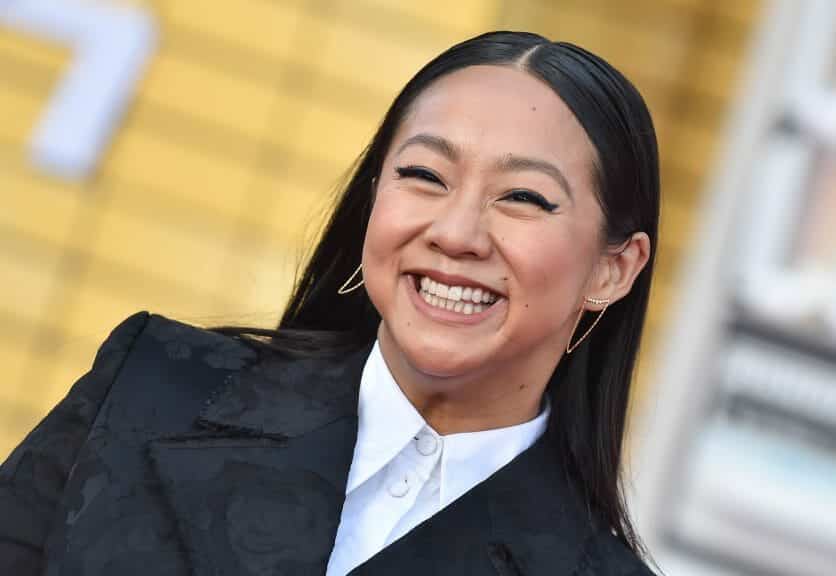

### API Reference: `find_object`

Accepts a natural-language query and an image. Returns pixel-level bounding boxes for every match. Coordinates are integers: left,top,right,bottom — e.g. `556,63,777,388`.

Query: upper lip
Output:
407,268,506,297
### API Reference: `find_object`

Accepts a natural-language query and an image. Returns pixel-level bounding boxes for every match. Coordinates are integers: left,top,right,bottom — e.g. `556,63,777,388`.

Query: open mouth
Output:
409,273,502,316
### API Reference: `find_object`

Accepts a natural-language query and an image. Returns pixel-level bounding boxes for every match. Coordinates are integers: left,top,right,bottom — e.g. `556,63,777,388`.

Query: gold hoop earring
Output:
566,297,610,354
337,264,364,295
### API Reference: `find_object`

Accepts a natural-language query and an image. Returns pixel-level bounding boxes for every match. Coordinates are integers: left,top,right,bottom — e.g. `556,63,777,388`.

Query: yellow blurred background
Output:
0,0,762,458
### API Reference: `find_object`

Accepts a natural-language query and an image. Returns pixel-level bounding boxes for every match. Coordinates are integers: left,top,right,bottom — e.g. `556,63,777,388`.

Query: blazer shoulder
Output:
90,311,259,382
0,311,151,573
140,313,258,365
87,310,151,375
0,311,262,575
47,310,259,436
101,312,260,407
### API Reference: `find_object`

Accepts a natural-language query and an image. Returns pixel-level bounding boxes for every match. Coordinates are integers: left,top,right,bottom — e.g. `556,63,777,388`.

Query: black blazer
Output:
0,312,652,576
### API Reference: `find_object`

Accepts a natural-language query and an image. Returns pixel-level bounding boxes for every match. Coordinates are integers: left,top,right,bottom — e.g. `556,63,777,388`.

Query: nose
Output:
424,191,492,259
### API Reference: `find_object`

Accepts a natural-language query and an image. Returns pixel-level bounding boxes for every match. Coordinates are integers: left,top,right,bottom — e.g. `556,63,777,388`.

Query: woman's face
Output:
362,64,608,393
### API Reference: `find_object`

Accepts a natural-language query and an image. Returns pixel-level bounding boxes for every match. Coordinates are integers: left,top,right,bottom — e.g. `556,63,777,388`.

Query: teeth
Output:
416,275,499,312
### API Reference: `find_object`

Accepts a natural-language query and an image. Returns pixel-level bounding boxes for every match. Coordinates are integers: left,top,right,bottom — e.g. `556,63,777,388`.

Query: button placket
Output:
384,432,441,500
408,430,442,484
384,456,420,500
415,432,439,456
387,474,411,498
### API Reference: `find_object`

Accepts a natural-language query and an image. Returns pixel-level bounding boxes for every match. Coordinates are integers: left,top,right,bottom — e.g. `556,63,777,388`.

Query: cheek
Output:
503,228,592,320
364,190,415,263
361,191,422,311
364,186,436,259
362,203,396,296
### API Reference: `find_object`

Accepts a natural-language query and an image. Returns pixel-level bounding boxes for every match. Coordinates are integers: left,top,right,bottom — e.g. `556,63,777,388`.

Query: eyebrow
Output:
494,154,574,200
396,132,574,200
396,133,460,161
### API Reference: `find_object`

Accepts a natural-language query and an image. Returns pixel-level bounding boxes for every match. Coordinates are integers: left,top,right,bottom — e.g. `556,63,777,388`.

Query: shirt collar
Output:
345,340,551,501
438,403,549,508
346,340,426,492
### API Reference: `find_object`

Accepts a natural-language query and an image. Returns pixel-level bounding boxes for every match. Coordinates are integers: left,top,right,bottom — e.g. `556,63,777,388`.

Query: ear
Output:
586,232,651,308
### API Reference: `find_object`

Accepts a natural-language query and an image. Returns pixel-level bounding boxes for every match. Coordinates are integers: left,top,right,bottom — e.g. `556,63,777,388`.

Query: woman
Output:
0,31,658,575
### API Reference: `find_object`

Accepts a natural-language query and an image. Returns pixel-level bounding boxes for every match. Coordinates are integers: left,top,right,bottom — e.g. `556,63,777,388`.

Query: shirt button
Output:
415,432,439,456
387,475,410,498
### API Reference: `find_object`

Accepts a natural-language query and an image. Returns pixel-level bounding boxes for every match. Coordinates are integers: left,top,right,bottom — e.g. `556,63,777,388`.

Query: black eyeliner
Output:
506,189,558,212
394,165,444,185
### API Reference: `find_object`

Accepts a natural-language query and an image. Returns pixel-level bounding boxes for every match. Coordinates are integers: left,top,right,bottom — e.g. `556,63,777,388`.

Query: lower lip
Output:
403,274,506,326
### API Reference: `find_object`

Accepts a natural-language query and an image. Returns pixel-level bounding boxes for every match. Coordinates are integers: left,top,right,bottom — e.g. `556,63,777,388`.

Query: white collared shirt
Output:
325,341,550,576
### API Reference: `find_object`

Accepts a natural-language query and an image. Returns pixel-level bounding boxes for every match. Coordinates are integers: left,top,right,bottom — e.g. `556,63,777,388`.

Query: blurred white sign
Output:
0,0,157,180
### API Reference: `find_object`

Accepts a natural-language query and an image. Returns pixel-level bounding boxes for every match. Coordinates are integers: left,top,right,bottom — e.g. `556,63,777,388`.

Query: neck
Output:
377,327,552,435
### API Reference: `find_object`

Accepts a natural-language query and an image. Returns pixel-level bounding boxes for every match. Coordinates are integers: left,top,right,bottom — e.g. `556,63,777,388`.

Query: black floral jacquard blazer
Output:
0,312,653,576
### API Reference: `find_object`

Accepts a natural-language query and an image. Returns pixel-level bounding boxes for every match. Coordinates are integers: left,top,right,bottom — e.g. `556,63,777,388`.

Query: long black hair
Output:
215,31,659,555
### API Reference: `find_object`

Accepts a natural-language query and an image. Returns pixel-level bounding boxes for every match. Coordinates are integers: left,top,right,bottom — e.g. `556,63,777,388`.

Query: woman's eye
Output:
395,166,445,186
502,189,558,212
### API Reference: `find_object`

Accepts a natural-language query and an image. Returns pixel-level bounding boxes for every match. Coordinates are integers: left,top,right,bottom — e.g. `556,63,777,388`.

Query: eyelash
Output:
395,165,443,185
503,190,558,212
394,165,558,213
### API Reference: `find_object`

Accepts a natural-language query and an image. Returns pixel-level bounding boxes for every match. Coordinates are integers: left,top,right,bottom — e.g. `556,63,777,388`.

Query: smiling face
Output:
361,64,615,424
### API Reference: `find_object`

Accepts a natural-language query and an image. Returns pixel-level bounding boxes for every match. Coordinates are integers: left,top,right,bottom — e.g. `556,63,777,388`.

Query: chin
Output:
394,329,494,380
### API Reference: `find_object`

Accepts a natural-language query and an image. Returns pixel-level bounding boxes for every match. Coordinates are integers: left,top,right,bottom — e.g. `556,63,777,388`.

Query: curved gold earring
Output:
566,297,610,354
337,264,364,295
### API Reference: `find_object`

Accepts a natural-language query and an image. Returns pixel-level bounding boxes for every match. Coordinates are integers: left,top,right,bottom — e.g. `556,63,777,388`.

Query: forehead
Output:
394,65,595,168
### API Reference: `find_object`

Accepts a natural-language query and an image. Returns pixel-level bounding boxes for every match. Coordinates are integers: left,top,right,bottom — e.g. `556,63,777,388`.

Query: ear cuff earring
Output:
566,296,610,354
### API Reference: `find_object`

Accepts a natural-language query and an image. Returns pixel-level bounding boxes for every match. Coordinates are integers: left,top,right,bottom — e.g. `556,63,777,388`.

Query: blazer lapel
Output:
351,428,593,576
483,430,593,576
148,344,371,576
